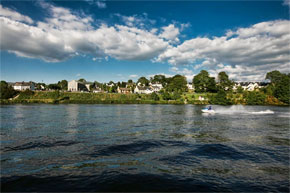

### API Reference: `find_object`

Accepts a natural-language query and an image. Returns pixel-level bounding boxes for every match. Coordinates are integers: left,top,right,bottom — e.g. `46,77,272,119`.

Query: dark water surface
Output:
1,104,289,192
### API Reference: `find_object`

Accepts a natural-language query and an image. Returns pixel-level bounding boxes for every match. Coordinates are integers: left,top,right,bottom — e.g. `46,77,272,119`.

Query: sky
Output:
0,0,289,83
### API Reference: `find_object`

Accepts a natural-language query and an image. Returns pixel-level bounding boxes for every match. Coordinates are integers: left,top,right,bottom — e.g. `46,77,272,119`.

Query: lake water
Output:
1,104,289,192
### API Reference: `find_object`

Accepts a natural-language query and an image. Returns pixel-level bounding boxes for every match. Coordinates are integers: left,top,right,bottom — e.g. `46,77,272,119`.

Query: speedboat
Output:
202,107,215,113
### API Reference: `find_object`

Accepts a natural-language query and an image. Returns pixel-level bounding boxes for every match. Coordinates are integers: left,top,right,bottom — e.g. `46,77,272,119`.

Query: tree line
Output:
0,70,289,104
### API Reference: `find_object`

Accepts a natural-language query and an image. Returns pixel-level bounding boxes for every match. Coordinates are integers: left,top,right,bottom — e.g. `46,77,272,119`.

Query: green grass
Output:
0,91,286,105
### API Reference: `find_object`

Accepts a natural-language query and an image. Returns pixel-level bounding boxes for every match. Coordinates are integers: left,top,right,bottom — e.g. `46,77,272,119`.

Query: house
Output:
68,80,93,92
106,82,115,87
233,82,269,91
134,86,154,94
117,87,132,94
187,83,194,91
93,87,103,93
13,82,35,91
149,83,163,92
198,96,205,101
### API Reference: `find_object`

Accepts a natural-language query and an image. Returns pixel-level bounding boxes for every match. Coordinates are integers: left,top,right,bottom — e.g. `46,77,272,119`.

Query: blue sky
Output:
0,0,289,83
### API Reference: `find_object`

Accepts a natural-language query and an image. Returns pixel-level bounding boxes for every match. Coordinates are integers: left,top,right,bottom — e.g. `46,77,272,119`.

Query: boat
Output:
201,106,215,113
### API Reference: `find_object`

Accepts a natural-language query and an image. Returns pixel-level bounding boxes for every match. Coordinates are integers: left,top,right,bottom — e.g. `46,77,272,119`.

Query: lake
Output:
0,104,289,192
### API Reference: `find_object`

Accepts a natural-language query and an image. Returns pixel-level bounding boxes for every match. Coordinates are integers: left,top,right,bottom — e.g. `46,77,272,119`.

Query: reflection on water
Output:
0,104,289,192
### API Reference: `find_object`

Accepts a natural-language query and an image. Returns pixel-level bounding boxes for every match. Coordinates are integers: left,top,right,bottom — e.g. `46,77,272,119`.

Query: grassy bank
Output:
0,91,286,105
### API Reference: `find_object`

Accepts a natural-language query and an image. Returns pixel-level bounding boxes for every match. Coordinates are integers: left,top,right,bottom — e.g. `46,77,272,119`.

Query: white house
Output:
150,83,163,92
233,82,269,91
13,82,35,91
68,80,92,92
134,86,154,94
187,83,194,91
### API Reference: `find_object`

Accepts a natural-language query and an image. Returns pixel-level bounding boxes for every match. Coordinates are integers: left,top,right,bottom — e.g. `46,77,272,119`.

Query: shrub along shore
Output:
0,90,286,105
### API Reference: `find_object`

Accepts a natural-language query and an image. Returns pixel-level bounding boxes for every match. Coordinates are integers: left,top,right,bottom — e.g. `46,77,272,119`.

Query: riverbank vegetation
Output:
1,70,289,105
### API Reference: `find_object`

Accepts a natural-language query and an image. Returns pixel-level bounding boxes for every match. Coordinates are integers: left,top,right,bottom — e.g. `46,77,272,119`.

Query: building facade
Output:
13,82,35,91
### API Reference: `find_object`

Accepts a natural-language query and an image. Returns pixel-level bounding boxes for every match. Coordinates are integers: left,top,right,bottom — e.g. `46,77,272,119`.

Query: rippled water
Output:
1,104,289,192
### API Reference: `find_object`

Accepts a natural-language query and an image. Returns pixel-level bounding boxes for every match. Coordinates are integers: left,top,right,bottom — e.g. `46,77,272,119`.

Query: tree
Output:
57,80,68,90
150,92,159,101
161,91,171,100
128,79,133,84
265,71,290,104
166,75,187,92
193,70,217,93
0,81,18,99
78,78,86,83
211,90,231,105
151,74,167,85
217,72,234,91
137,77,149,86
237,86,244,94
48,84,61,90
266,71,283,85
172,91,181,100
244,91,266,105
274,75,290,104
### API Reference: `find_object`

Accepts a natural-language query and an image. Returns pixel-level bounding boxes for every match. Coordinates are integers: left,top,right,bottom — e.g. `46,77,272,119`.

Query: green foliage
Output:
151,74,167,86
166,75,187,92
244,91,266,105
266,70,284,85
237,86,244,94
161,91,171,100
217,71,234,91
172,91,181,100
137,77,150,86
210,90,231,105
57,80,68,90
48,84,61,90
274,75,290,104
18,89,35,99
0,81,19,99
265,70,290,104
78,78,86,83
193,70,217,93
150,92,160,101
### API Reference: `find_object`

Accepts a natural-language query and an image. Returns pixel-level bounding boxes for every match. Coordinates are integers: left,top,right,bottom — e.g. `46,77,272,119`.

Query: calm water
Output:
0,104,289,192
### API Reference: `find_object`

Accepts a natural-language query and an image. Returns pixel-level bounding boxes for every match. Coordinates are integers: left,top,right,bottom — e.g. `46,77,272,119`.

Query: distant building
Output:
13,82,35,91
150,83,163,92
187,83,194,91
134,86,154,94
68,80,93,92
117,87,132,94
233,82,269,91
93,87,103,93
198,96,205,101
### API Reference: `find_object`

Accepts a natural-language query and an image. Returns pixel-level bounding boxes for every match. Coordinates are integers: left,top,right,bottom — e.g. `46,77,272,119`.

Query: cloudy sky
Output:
0,0,289,83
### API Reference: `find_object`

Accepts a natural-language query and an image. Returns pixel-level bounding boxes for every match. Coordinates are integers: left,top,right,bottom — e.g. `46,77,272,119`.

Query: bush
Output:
210,90,231,105
150,92,160,101
244,91,266,105
0,81,19,99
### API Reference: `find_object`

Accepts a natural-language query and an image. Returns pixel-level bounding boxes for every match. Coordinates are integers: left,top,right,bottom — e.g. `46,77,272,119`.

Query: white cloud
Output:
129,74,138,78
114,13,156,28
96,1,106,9
0,4,33,24
169,66,195,81
76,73,81,77
157,20,290,81
0,4,169,62
159,24,180,43
283,0,290,6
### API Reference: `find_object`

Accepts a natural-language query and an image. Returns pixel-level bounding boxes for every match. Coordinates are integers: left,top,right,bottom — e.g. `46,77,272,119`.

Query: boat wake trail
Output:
214,105,274,115
249,110,274,114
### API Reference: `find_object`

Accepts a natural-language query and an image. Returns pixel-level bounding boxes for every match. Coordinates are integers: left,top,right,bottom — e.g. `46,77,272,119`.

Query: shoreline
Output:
0,99,288,106
0,91,287,106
